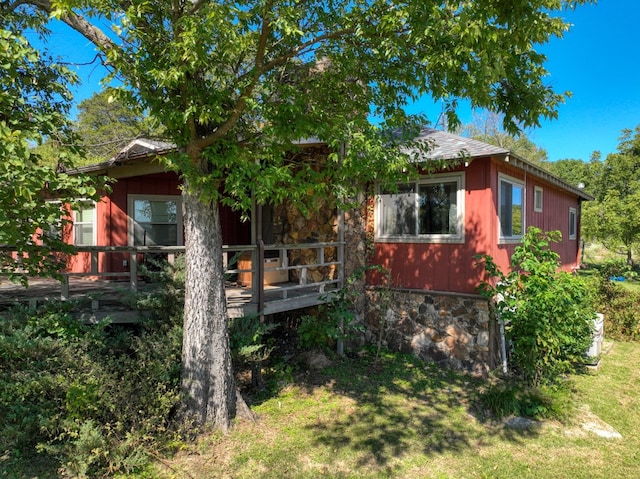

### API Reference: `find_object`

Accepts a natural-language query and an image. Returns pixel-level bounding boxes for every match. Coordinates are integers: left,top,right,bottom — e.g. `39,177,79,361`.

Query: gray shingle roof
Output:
407,128,509,161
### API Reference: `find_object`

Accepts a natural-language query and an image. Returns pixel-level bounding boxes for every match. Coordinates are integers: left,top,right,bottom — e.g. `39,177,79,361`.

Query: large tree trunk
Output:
180,183,236,431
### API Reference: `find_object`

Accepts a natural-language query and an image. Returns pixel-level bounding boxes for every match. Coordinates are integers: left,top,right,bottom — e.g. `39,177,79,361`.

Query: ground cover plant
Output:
3,290,639,478
138,342,639,479
0,264,185,477
578,246,640,340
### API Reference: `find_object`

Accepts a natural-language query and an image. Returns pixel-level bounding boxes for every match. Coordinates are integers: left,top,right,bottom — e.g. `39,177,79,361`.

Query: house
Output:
60,130,591,374
361,128,592,375
63,138,346,319
369,128,591,294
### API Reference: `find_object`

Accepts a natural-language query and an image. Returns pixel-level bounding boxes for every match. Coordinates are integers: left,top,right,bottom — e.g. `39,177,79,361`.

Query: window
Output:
499,174,525,241
73,202,96,246
534,186,543,213
376,173,464,242
129,195,183,246
569,207,577,240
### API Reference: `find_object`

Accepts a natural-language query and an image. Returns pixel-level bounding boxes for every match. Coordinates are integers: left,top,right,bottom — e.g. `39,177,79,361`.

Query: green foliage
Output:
21,0,591,211
599,258,634,280
478,227,596,386
0,16,103,284
297,269,368,351
604,291,640,341
589,264,640,341
75,90,165,163
0,294,183,477
479,380,575,421
229,314,277,364
581,125,640,265
458,111,549,165
545,156,603,196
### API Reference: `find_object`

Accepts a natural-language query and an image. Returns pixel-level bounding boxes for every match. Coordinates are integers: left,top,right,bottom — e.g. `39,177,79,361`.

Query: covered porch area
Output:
0,241,344,322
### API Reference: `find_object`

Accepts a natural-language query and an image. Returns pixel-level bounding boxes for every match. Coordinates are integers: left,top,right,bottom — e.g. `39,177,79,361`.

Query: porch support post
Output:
336,143,346,356
256,204,265,317
60,274,69,301
130,249,138,292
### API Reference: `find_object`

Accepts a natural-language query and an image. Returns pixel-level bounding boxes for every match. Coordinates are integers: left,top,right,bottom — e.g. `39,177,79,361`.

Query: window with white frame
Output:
569,207,577,240
499,174,525,240
73,201,96,246
376,173,465,242
129,195,183,246
534,186,543,213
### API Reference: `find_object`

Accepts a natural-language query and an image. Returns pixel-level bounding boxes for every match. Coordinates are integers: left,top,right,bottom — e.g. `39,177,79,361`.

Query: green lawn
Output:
147,342,640,479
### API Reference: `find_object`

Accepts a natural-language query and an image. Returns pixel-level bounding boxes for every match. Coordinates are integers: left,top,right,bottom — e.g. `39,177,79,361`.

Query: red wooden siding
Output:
370,157,584,295
66,171,250,274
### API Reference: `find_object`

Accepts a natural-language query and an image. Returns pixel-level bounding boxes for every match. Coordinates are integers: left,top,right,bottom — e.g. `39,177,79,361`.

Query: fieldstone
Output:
301,350,333,370
476,331,490,348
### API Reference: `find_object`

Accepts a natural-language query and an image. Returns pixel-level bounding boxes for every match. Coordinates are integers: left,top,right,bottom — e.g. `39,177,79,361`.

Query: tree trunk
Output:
180,183,236,431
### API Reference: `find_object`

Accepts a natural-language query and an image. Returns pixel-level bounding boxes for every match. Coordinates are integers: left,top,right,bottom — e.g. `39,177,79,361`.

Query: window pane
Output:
76,207,94,223
418,181,457,235
134,200,177,224
534,188,543,211
379,184,416,236
74,224,94,246
134,223,178,246
500,180,523,237
569,209,576,238
73,204,95,246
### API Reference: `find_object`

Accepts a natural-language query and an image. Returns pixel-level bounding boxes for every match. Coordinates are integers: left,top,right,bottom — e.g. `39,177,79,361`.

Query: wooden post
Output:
60,274,69,301
130,250,138,292
91,250,98,275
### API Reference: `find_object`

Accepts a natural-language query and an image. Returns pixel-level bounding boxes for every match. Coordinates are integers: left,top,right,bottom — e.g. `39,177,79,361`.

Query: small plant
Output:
478,227,596,386
479,380,575,421
296,269,369,351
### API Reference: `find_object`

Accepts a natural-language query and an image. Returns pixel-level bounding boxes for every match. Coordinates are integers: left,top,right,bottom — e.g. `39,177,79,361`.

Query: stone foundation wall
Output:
364,288,498,377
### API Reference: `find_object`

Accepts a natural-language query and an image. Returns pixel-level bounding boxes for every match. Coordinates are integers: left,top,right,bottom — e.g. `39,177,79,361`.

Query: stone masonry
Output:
364,288,497,377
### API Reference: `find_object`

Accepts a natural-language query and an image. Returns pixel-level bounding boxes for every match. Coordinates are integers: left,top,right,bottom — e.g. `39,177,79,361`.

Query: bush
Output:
0,262,184,477
602,289,640,340
478,228,596,386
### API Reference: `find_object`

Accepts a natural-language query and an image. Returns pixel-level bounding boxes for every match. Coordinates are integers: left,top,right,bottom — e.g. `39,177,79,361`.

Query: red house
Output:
358,129,592,374
369,128,591,295
64,138,344,319
60,131,591,373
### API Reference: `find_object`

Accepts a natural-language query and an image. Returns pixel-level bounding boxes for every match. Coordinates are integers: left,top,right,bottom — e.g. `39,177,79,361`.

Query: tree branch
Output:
25,0,118,53
195,20,356,151
193,0,273,150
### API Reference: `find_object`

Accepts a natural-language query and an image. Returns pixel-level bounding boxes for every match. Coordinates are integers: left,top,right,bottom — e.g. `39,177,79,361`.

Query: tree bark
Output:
180,182,236,431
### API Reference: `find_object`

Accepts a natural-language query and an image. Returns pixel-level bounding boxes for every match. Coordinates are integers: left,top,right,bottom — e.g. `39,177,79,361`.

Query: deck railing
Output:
2,242,344,315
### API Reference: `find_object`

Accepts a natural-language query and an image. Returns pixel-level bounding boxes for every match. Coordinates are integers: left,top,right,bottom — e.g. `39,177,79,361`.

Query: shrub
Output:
0,261,184,477
602,289,640,340
297,273,365,351
478,228,596,387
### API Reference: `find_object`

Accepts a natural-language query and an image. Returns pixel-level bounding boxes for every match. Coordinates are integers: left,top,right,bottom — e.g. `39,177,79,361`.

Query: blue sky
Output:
37,0,639,163
409,0,640,162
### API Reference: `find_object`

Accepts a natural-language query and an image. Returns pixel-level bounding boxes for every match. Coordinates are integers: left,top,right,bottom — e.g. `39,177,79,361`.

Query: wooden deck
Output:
0,240,343,322
0,276,339,322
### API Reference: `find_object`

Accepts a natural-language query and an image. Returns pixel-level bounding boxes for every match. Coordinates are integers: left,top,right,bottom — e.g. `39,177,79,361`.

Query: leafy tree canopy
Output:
74,90,165,163
0,10,102,284
458,111,549,165
582,125,640,264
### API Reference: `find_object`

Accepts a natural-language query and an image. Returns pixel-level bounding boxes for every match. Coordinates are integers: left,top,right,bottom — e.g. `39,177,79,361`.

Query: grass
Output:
141,343,640,479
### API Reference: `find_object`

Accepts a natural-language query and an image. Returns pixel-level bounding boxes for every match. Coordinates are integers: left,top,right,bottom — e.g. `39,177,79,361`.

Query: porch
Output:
0,242,344,322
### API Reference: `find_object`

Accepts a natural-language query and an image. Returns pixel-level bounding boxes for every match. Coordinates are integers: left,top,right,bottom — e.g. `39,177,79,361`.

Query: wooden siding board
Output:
370,156,584,295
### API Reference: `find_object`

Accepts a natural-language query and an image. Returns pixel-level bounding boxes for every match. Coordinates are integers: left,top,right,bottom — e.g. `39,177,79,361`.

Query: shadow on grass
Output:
262,348,541,469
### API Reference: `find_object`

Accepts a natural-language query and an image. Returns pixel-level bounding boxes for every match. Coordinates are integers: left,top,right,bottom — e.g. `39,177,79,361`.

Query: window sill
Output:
375,236,465,245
